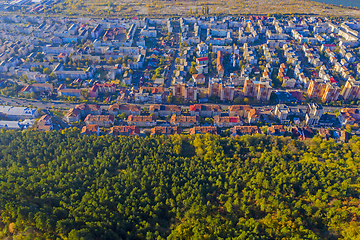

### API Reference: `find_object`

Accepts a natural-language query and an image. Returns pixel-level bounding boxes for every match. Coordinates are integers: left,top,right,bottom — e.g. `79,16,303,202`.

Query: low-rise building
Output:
108,104,141,116
230,126,261,136
189,126,218,135
81,124,100,135
0,106,38,120
214,116,242,128
127,115,156,127
149,104,181,117
338,108,360,126
108,126,140,136
267,125,286,135
170,115,200,127
150,126,181,135
190,104,222,117
228,105,253,118
84,114,115,127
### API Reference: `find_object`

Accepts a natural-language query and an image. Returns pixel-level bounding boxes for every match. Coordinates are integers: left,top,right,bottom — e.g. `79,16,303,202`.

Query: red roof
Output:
197,57,209,62
330,77,337,83
229,117,238,123
190,104,202,111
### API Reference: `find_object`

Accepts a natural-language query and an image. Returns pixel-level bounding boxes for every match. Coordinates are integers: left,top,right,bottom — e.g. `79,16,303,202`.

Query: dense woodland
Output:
0,129,359,239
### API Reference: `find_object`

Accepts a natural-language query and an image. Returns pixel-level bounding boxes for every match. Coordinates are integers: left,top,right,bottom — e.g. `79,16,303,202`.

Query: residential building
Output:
149,104,181,117
170,115,200,127
340,79,360,100
58,89,82,98
127,115,156,127
81,124,100,135
189,126,218,135
217,51,225,77
196,57,209,65
108,126,140,136
208,78,235,101
64,108,80,122
150,126,181,135
214,116,242,128
230,126,261,136
171,83,198,102
248,109,260,124
305,103,323,126
75,104,101,117
192,74,205,84
267,125,286,135
338,108,360,126
189,104,222,117
108,104,141,116
243,78,272,101
228,105,253,118
84,114,115,127
274,104,290,123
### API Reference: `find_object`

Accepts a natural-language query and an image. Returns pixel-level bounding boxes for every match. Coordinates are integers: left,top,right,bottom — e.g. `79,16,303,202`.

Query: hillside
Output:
45,0,360,18
0,129,359,239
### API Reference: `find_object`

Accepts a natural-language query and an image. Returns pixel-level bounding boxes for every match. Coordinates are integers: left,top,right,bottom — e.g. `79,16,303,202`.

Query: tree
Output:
81,89,89,99
189,66,197,75
43,68,51,75
167,94,174,104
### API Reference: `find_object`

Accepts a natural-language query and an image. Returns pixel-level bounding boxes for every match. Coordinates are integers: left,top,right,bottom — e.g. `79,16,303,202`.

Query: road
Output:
0,95,344,114
0,96,78,109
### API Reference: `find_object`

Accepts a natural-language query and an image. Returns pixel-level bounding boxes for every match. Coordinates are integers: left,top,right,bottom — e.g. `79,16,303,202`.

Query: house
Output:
149,104,181,117
192,74,205,84
217,51,225,77
58,89,82,98
190,104,222,117
170,115,200,127
127,115,156,127
338,108,360,126
295,126,315,140
108,126,140,136
150,126,182,135
274,104,290,123
75,104,101,117
84,114,115,127
340,130,349,143
319,128,331,140
247,109,260,124
214,116,242,128
38,114,52,125
230,126,261,136
228,105,252,118
196,57,209,65
64,108,80,122
109,104,141,116
81,124,100,135
189,126,218,135
305,103,323,126
267,125,286,135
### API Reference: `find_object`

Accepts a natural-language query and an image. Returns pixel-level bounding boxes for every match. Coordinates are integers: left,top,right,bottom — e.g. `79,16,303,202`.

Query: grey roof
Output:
0,121,22,129
0,106,37,116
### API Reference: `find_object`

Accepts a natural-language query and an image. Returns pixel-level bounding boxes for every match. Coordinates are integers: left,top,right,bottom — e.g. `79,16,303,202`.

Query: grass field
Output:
44,0,360,18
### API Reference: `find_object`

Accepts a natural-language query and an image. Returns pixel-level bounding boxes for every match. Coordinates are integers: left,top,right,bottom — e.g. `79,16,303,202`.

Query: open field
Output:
36,0,360,18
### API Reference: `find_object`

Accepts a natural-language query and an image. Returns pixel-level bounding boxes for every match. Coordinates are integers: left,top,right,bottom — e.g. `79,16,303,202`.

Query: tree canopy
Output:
0,129,359,239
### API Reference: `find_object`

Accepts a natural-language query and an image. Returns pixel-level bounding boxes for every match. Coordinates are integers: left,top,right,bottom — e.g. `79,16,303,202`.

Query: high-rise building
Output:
340,79,360,100
243,78,272,101
208,78,234,101
171,83,198,102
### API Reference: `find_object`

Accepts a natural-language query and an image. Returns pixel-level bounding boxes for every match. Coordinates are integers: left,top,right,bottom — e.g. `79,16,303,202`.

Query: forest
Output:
0,128,359,239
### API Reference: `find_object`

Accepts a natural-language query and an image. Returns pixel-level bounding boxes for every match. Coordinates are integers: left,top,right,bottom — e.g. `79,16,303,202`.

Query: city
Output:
0,15,359,140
